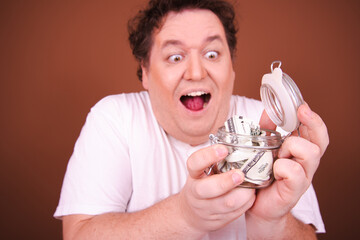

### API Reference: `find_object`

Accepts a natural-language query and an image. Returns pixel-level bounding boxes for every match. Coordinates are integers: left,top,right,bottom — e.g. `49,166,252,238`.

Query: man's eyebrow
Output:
161,39,183,49
205,35,223,44
161,35,224,49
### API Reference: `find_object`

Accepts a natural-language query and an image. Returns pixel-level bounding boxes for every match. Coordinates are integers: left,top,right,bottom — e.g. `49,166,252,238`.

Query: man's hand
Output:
246,104,329,238
178,145,256,234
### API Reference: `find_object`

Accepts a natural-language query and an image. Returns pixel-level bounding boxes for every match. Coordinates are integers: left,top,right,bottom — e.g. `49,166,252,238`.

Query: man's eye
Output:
205,51,218,60
168,54,183,63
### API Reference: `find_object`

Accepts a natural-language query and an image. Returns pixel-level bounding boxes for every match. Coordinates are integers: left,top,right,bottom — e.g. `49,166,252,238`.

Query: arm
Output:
246,212,317,239
63,194,202,240
246,104,329,239
63,145,255,239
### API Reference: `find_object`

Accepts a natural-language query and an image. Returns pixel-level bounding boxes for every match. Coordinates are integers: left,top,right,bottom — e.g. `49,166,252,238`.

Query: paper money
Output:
224,116,261,136
221,116,273,185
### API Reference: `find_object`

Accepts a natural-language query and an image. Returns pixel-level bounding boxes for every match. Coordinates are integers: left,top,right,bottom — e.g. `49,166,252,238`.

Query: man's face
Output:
142,9,235,145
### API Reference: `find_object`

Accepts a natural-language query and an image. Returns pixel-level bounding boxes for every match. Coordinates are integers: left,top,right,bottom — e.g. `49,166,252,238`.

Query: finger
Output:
209,187,255,215
297,104,329,155
201,192,255,231
259,110,277,131
187,144,228,179
278,136,321,180
205,188,255,224
191,169,244,199
273,158,310,199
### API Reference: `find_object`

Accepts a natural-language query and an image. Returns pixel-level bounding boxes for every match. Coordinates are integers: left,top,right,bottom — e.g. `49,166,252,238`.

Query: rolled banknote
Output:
218,116,275,186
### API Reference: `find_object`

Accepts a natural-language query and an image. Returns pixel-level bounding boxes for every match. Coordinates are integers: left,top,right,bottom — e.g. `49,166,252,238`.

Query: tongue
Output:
182,96,204,111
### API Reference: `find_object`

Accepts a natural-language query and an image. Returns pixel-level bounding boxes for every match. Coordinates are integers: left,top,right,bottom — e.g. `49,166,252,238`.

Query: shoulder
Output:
92,91,150,113
83,91,153,137
231,95,263,108
230,95,264,122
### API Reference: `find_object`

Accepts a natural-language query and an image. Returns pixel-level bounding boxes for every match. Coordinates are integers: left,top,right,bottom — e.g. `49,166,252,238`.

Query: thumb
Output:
259,110,276,131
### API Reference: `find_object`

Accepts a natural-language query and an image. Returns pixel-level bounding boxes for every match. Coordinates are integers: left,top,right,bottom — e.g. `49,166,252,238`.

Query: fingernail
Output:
232,172,243,184
278,148,284,158
215,145,227,158
303,105,313,118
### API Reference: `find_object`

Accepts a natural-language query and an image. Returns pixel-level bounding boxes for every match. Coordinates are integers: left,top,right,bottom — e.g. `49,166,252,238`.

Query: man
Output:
55,0,329,239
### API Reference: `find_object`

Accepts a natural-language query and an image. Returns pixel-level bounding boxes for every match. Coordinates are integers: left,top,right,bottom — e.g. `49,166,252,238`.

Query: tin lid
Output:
260,61,304,132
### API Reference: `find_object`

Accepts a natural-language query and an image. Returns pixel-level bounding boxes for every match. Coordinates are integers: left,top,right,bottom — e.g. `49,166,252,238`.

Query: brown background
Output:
1,0,359,239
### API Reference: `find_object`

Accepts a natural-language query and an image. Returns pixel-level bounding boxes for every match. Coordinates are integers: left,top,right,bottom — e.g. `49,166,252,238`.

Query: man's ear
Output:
141,64,149,90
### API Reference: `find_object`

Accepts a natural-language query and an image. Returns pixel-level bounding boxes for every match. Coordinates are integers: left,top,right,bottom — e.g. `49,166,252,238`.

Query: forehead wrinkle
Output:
160,34,224,51
161,39,183,50
204,35,224,46
156,10,227,51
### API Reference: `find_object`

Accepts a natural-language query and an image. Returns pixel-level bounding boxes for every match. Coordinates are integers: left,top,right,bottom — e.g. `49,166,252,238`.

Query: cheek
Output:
223,62,235,86
148,67,179,100
212,65,235,90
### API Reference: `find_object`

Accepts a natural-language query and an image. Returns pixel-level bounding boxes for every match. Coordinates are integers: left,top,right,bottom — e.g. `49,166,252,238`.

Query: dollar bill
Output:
220,115,273,185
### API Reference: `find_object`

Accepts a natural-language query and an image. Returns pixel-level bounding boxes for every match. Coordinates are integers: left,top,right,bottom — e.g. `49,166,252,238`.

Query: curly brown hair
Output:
128,0,238,81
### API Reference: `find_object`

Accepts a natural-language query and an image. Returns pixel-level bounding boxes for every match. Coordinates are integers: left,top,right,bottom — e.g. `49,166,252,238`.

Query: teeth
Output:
185,91,207,97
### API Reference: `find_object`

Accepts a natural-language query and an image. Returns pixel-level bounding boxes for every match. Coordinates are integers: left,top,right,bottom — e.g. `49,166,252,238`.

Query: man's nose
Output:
184,52,206,81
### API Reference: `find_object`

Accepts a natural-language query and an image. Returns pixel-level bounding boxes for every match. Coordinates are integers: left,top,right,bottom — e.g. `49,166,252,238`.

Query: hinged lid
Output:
260,61,304,132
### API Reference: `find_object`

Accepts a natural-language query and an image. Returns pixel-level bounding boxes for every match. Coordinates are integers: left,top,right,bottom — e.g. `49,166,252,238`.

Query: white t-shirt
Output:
54,91,325,239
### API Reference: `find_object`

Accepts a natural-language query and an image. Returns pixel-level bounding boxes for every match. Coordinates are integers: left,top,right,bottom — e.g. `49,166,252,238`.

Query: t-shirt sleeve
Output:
54,96,132,218
291,184,325,233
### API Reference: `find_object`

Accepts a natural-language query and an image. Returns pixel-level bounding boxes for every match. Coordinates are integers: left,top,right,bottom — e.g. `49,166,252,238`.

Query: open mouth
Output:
180,91,211,111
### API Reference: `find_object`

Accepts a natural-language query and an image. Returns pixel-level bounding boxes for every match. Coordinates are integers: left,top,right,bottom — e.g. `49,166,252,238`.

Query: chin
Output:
181,121,214,138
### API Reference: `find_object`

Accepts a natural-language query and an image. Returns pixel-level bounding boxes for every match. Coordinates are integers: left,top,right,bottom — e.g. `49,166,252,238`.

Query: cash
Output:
219,116,273,185
224,116,262,136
